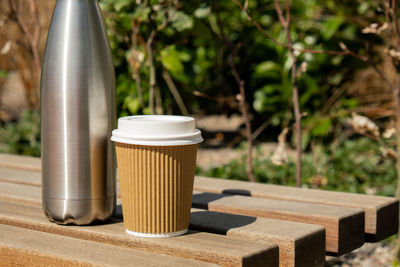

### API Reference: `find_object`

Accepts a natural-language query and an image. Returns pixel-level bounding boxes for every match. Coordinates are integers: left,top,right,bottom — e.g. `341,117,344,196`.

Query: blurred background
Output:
0,0,398,196
2,1,400,264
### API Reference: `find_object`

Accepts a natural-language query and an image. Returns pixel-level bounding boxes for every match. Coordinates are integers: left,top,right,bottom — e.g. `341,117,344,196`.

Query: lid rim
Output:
111,136,203,146
120,115,194,123
112,129,201,140
112,115,203,146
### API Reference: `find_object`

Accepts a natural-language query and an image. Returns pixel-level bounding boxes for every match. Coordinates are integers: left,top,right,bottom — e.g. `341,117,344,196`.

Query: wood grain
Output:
0,200,278,267
192,191,365,255
0,164,121,198
194,176,398,242
0,179,321,267
0,168,41,186
0,181,41,205
0,167,363,256
190,208,325,267
1,154,394,241
0,153,41,172
0,224,218,267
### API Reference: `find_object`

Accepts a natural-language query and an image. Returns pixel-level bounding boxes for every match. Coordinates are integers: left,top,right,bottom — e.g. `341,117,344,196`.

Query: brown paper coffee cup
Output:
116,142,198,237
111,115,203,237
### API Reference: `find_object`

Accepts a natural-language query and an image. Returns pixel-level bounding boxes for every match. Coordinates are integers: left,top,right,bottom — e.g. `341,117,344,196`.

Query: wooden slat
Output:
0,164,362,254
0,153,396,241
0,166,122,198
0,153,41,172
0,224,218,267
192,191,365,255
0,200,278,267
0,178,321,267
190,209,325,267
0,168,41,186
194,176,399,242
0,181,41,205
1,154,394,241
0,179,279,266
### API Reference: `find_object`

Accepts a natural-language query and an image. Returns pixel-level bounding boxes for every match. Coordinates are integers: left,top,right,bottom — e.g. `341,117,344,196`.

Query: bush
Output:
196,137,396,196
99,0,375,133
0,110,41,157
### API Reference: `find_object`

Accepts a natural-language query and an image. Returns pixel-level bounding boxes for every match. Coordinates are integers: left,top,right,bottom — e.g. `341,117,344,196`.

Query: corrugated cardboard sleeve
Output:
116,143,197,234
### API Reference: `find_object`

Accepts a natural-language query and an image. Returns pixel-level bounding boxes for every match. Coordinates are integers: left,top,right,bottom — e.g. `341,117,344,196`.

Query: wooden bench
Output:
0,153,398,267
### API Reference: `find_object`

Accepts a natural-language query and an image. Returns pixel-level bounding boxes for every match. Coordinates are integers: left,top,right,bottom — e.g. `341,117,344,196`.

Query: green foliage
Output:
97,0,376,122
160,45,190,83
0,0,386,166
321,16,344,40
0,110,41,157
0,70,7,79
171,11,193,32
197,137,397,196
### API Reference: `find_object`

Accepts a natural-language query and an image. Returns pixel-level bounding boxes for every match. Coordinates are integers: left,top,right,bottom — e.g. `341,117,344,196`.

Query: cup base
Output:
125,228,187,238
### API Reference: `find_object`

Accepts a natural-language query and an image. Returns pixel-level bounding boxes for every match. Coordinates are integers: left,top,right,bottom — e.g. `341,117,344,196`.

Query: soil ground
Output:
326,242,396,267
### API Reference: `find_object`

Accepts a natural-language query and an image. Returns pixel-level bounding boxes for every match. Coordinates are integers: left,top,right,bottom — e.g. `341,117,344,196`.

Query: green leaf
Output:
358,2,370,14
124,97,141,115
328,72,343,85
260,15,272,26
120,13,135,30
160,45,183,74
194,6,211,18
299,75,318,106
99,0,116,10
253,84,287,112
253,98,264,113
253,90,267,112
341,98,358,108
302,130,311,150
178,50,191,62
342,25,357,39
160,45,188,82
311,117,332,137
0,70,7,79
321,16,344,40
113,0,132,12
143,107,151,115
253,61,282,79
132,5,151,22
331,56,344,66
171,11,193,31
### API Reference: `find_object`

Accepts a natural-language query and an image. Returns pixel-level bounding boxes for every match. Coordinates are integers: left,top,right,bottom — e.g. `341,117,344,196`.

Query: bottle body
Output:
41,0,116,224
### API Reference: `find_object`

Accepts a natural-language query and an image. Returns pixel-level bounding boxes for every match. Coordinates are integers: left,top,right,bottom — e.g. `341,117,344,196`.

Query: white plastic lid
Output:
111,115,203,146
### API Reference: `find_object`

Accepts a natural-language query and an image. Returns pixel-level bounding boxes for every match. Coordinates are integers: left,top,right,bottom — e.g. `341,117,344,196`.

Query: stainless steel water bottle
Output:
41,0,116,224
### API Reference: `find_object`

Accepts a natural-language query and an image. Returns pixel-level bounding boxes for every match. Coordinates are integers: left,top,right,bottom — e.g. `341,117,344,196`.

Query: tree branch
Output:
192,91,237,103
274,0,302,187
146,30,156,114
230,44,255,183
162,69,189,116
157,3,178,31
214,1,255,182
131,19,144,107
214,1,231,47
232,0,368,62
371,64,394,90
8,0,41,109
390,0,400,48
252,118,271,140
232,0,285,47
